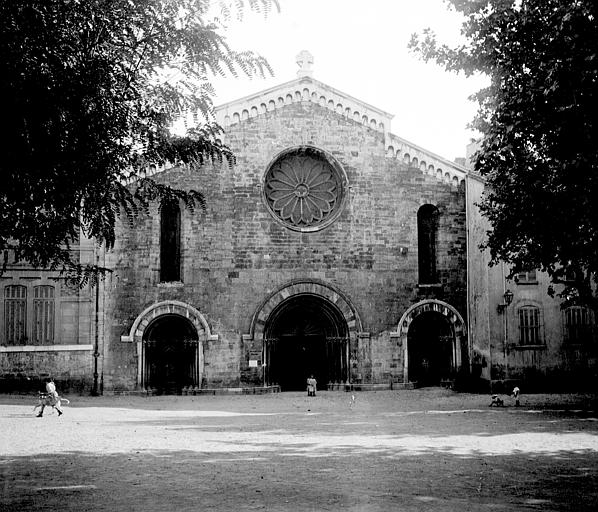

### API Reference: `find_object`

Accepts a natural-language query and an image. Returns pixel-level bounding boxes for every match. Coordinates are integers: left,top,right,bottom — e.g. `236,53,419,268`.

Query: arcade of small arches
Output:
141,96,467,190
213,84,466,189
221,88,388,134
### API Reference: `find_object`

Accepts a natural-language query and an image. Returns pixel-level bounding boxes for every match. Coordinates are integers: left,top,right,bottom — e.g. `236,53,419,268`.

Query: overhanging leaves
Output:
0,0,278,283
410,0,598,309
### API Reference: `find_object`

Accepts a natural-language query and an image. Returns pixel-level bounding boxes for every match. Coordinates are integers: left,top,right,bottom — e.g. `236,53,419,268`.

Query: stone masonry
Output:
101,99,466,392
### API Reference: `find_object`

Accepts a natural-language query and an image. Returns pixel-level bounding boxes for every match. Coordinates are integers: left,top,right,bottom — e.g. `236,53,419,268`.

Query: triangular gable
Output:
215,75,393,136
215,74,468,187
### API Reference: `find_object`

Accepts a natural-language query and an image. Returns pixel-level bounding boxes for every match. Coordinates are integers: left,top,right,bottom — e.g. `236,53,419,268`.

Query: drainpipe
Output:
465,177,472,378
488,330,493,394
501,262,509,383
92,246,100,396
262,340,266,388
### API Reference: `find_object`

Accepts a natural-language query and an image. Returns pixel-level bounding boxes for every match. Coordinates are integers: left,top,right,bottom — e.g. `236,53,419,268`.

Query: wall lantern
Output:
497,289,514,313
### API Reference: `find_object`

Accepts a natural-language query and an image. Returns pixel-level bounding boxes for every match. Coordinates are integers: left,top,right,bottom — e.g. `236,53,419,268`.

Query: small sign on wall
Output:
249,359,260,368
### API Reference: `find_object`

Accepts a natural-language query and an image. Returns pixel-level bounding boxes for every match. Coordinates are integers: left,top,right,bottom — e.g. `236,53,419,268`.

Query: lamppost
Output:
496,289,514,388
497,289,514,313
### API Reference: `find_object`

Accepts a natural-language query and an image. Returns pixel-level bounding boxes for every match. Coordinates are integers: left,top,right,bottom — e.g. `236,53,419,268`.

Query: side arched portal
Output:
143,315,199,394
397,300,467,386
124,301,210,393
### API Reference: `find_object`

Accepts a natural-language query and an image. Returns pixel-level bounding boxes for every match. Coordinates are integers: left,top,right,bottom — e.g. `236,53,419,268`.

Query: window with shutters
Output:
518,305,543,345
515,270,537,284
564,306,593,344
33,285,55,344
4,285,27,345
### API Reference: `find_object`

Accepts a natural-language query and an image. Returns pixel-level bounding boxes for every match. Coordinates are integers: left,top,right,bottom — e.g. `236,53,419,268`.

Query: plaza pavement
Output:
1,388,597,511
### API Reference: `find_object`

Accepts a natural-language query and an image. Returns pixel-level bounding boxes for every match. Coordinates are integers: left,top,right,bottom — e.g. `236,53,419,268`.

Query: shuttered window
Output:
4,285,27,345
564,306,592,344
515,270,537,284
33,285,55,344
518,306,542,345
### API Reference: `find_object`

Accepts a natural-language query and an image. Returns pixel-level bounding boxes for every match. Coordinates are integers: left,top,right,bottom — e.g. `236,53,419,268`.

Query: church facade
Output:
1,55,595,394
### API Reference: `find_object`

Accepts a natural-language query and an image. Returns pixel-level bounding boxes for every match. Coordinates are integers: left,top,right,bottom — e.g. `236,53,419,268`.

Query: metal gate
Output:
263,336,349,388
142,339,202,393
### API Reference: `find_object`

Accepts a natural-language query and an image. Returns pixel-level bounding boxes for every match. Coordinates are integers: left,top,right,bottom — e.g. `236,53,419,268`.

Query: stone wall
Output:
102,101,466,391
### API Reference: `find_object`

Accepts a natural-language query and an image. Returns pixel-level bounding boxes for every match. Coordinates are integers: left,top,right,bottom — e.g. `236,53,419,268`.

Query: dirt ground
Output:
1,388,597,512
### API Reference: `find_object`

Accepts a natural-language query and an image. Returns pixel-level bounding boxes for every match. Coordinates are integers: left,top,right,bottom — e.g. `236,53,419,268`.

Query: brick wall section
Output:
103,102,466,391
0,240,96,393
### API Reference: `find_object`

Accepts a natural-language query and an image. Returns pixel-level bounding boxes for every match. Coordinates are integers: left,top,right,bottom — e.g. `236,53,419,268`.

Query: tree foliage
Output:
410,0,598,308
0,0,277,284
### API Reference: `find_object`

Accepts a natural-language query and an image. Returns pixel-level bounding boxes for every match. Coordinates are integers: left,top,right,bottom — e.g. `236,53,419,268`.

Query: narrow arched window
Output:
160,200,181,282
417,204,439,284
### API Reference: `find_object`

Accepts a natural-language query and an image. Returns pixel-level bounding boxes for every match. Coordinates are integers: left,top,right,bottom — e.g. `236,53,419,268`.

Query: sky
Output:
208,0,489,162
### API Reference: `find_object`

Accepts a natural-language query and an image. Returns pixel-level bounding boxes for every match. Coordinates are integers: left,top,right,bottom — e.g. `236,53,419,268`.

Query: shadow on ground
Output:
2,448,597,512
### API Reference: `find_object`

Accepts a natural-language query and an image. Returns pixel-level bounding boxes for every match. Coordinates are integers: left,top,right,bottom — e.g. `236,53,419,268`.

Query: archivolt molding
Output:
248,279,363,341
396,299,466,383
397,299,465,337
121,300,216,343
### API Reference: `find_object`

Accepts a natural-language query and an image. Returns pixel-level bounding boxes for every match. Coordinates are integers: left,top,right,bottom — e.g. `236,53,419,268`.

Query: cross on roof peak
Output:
296,50,314,78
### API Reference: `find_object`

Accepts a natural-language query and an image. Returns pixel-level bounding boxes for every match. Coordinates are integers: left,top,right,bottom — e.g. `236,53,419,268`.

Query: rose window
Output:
264,148,346,231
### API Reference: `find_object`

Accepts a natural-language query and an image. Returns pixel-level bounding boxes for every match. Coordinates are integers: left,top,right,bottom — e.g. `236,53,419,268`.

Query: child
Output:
489,394,504,407
511,386,521,407
306,375,317,397
37,378,63,417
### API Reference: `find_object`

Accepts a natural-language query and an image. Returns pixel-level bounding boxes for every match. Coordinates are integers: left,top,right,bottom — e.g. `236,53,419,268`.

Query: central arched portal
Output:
264,295,349,391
